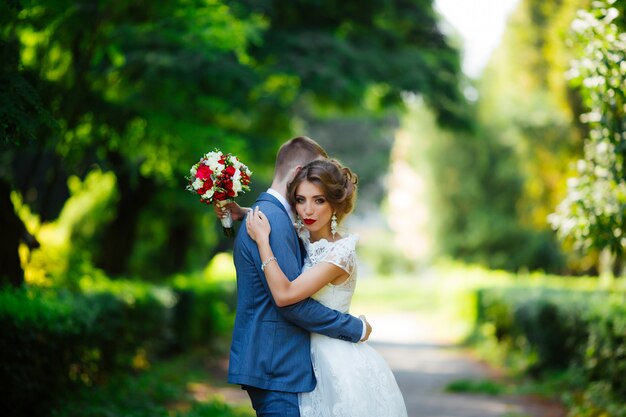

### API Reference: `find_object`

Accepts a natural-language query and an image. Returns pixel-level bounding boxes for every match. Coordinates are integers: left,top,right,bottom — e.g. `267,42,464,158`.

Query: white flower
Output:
202,188,214,200
204,152,222,169
192,178,203,190
232,175,243,194
190,165,198,176
211,163,223,175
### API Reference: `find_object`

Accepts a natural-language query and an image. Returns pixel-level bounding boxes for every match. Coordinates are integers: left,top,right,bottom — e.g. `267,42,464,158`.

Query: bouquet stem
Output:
217,200,235,238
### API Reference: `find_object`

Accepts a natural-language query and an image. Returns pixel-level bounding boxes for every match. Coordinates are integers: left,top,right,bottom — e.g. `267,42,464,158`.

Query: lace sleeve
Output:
321,234,359,275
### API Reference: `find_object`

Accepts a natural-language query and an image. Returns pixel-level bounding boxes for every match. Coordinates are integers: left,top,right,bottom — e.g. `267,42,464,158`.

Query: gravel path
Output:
368,313,565,417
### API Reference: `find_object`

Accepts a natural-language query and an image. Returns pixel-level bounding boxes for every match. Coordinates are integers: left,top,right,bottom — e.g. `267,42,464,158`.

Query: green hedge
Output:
0,277,236,417
170,275,237,351
0,287,171,416
474,287,626,414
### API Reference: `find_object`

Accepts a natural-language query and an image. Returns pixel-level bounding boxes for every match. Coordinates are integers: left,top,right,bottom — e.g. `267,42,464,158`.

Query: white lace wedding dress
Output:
298,233,408,417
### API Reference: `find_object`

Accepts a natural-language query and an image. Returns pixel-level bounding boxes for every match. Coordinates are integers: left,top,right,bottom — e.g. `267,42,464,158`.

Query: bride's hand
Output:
246,207,271,243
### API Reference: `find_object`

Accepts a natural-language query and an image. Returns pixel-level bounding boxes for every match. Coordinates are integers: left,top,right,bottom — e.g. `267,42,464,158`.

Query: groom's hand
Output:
359,315,372,342
213,202,248,221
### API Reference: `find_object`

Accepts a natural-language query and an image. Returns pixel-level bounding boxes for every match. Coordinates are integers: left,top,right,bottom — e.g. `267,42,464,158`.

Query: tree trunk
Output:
0,179,25,287
162,219,192,275
95,154,154,277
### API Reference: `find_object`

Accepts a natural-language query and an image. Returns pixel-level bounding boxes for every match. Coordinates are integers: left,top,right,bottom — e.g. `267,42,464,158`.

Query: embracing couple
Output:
219,136,407,417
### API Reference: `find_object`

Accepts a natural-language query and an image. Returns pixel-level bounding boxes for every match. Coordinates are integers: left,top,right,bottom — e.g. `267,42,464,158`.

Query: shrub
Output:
0,273,238,417
513,295,588,372
0,284,173,416
584,299,626,399
0,289,90,416
170,274,236,352
473,286,626,415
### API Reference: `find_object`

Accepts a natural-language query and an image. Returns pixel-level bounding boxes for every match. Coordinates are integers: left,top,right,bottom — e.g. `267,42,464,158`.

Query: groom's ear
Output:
289,165,303,181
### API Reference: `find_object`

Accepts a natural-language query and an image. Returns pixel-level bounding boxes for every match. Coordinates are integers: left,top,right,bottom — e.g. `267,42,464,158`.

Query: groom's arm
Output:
278,297,368,342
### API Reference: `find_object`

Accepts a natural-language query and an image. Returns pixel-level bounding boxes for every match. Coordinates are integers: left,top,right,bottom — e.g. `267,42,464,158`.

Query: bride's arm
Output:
246,207,348,307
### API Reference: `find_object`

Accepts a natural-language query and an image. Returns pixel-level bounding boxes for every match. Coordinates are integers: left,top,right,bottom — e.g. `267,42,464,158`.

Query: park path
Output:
368,313,565,417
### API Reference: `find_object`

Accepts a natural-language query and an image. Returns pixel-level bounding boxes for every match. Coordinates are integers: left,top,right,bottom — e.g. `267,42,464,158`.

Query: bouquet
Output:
186,150,252,237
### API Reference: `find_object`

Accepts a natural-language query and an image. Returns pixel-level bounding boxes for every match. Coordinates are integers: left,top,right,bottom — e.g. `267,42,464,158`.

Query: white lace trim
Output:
303,234,358,289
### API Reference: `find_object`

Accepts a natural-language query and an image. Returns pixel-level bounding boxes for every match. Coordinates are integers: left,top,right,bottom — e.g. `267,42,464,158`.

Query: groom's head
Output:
274,136,328,183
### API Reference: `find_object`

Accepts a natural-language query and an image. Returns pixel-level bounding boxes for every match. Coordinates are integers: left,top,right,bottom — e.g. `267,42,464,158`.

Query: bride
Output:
246,158,407,417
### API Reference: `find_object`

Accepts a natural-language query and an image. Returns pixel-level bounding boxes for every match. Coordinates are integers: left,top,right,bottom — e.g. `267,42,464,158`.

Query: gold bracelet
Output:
261,256,277,272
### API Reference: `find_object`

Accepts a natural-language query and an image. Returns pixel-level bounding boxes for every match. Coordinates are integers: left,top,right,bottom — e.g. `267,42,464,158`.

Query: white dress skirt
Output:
298,234,408,417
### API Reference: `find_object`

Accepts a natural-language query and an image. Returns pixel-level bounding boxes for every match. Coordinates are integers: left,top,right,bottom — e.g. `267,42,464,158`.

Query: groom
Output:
226,136,371,416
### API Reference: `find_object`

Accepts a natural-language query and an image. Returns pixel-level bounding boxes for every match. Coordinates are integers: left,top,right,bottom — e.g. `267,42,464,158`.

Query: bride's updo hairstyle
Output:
287,159,358,223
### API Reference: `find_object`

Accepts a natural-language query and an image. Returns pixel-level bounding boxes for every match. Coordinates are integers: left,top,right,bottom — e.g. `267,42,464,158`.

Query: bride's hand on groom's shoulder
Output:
246,206,271,243
213,202,248,221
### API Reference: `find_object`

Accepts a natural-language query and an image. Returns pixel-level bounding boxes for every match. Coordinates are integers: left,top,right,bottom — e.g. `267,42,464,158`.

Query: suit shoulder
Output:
256,202,292,228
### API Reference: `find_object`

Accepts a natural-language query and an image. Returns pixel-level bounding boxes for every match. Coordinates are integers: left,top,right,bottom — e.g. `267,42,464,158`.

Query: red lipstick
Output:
303,219,316,225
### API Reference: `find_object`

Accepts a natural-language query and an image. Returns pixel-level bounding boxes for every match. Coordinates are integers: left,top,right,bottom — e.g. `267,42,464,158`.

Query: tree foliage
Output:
478,0,589,234
400,0,623,274
232,0,471,129
2,0,468,281
0,1,57,147
549,1,626,272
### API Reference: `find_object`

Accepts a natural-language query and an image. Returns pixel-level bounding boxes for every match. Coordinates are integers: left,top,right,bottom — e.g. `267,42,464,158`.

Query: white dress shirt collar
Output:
267,188,294,223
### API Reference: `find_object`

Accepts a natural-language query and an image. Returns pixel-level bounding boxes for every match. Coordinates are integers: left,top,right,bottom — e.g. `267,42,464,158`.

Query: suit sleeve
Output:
253,204,363,343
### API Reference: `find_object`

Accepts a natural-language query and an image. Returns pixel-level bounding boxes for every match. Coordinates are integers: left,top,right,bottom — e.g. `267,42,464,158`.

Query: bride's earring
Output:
331,212,338,239
295,214,303,232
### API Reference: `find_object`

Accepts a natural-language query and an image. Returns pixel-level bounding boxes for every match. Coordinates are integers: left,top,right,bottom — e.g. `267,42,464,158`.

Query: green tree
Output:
4,0,469,281
0,0,52,287
446,0,595,272
233,0,472,210
6,0,272,278
549,1,626,275
233,0,470,129
407,0,595,272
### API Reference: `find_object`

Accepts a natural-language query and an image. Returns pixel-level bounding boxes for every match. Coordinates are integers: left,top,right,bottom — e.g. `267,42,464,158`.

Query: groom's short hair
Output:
274,136,328,181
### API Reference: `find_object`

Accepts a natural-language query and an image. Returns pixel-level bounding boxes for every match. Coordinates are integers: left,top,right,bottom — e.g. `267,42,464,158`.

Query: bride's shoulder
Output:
339,233,359,243
335,233,359,251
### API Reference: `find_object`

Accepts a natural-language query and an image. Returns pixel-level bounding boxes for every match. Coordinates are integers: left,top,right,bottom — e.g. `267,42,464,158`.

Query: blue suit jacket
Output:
228,192,363,392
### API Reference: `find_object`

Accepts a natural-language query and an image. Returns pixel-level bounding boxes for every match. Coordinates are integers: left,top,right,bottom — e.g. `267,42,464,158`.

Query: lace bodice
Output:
301,233,359,313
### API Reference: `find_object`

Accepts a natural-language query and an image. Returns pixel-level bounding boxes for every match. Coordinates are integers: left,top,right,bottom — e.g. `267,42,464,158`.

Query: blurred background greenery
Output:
1,0,625,416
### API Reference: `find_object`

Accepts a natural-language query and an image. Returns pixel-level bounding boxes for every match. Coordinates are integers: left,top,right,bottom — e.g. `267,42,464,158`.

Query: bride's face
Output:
294,180,334,240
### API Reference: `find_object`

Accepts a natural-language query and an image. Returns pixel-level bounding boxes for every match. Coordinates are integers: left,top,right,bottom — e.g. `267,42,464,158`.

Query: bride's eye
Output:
295,196,305,204
315,198,326,204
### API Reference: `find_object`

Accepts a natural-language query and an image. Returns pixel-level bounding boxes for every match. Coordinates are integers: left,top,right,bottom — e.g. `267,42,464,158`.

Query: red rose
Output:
197,178,213,195
196,164,213,180
222,179,233,190
227,188,236,197
213,191,226,201
224,166,236,177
